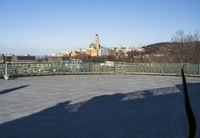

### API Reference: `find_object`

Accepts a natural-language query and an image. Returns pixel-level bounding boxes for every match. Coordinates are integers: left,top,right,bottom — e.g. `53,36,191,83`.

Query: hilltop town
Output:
0,34,145,63
1,33,200,64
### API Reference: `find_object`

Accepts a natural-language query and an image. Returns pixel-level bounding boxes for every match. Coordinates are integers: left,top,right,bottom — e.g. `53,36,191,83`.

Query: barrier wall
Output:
0,62,200,77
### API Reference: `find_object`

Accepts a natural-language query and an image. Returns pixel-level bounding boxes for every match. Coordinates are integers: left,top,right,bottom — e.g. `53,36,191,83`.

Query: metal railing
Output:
0,62,200,78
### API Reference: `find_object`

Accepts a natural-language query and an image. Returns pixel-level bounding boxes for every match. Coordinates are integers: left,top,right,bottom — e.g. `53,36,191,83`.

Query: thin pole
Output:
5,62,7,76
4,62,9,80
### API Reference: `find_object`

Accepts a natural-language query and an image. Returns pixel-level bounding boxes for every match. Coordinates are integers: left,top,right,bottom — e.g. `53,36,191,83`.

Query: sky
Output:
0,0,200,55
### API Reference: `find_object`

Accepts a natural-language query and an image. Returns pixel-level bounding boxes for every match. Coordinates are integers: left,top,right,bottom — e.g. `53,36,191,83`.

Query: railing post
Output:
4,62,9,80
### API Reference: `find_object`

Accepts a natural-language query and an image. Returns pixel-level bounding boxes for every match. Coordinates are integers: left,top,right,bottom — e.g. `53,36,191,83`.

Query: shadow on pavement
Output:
0,83,199,138
0,85,30,95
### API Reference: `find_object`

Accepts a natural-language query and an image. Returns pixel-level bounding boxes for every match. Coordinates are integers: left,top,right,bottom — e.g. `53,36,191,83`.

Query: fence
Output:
92,63,200,76
0,62,200,77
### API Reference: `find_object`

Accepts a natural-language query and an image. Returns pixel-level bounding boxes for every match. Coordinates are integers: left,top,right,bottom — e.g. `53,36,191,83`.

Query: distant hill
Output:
144,41,200,54
142,41,200,63
143,42,171,54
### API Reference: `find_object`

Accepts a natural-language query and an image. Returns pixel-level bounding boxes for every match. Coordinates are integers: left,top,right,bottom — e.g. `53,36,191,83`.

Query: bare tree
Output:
171,30,200,63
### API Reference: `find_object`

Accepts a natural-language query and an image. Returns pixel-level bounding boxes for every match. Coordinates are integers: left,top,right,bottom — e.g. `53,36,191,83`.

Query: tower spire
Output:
95,34,100,50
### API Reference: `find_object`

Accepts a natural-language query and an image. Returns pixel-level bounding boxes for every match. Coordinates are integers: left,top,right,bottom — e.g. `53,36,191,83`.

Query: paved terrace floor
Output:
0,75,200,138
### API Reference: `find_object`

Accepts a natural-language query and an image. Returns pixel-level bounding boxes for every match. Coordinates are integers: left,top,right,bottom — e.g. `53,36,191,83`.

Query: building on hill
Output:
0,54,37,63
74,48,82,54
87,34,101,57
88,48,98,57
89,42,96,49
101,47,109,56
109,48,117,56
57,50,70,57
0,54,15,62
47,56,69,62
14,55,36,62
0,54,4,62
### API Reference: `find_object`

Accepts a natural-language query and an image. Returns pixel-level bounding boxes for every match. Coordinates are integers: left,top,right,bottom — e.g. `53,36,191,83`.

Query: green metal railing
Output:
0,62,200,77
2,62,91,76
125,63,200,75
0,63,5,77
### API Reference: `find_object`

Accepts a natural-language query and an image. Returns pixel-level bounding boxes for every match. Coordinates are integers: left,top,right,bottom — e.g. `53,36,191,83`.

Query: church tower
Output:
95,34,100,50
95,34,101,56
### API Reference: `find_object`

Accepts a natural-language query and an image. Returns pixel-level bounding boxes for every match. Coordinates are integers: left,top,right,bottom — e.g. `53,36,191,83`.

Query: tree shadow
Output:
0,83,199,138
0,85,30,95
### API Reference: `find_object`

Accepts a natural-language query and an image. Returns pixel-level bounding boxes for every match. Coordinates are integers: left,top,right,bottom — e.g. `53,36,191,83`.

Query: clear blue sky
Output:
0,0,200,55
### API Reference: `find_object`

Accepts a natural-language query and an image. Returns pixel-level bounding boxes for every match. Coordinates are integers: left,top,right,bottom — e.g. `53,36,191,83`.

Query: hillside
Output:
141,41,200,63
